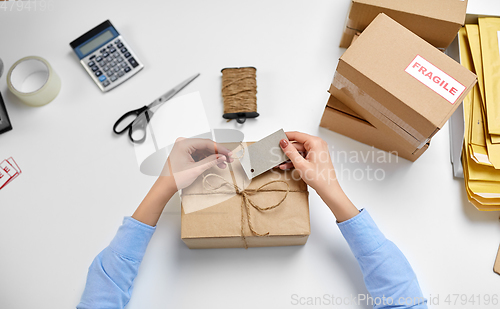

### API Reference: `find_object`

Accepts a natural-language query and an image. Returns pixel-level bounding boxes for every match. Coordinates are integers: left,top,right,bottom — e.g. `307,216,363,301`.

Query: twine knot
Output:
202,173,290,248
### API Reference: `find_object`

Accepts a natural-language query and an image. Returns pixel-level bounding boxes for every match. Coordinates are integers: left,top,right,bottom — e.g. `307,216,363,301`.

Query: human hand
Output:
278,131,358,222
278,131,337,196
161,137,233,191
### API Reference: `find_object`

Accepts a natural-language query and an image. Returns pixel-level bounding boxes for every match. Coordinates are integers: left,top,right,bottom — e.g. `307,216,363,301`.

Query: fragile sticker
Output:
0,157,21,190
405,55,466,104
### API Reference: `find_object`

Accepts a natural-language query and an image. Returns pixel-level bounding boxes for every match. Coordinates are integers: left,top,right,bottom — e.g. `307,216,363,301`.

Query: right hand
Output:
279,131,337,195
279,131,359,222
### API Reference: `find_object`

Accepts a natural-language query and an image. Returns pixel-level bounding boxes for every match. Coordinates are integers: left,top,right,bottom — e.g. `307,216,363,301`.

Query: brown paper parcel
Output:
181,151,310,249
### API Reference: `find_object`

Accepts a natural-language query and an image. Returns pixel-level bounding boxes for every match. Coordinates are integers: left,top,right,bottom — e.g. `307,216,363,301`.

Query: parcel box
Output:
327,13,476,158
320,95,429,162
181,143,310,249
340,0,468,49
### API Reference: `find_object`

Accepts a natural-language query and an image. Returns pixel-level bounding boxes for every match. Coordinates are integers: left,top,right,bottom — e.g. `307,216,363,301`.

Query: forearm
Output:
338,210,427,309
77,217,156,309
132,176,177,227
316,180,359,222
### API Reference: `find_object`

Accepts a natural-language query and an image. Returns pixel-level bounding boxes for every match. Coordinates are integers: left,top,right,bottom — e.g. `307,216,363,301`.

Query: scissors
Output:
113,73,200,143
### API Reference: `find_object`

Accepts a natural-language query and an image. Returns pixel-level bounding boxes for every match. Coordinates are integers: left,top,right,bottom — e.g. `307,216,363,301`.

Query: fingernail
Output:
228,151,233,156
280,139,289,148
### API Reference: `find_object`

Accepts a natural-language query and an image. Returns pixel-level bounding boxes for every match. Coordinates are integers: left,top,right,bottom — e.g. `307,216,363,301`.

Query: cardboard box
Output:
340,0,468,49
181,145,310,249
320,95,429,162
328,13,476,157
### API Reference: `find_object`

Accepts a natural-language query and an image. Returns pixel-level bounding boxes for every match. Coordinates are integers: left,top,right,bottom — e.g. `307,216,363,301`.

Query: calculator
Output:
70,20,144,92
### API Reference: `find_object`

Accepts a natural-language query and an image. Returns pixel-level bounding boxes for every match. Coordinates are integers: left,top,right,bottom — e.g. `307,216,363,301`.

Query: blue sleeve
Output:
77,217,156,309
337,209,427,309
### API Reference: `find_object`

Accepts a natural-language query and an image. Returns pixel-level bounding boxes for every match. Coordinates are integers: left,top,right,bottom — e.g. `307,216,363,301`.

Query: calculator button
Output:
110,75,118,82
117,42,124,48
120,47,128,53
103,52,110,58
123,52,131,58
96,56,103,62
103,66,110,72
100,48,106,53
120,63,127,68
124,67,131,73
113,67,120,73
98,75,107,82
102,80,110,87
95,70,102,77
115,39,121,44
113,53,120,58
117,57,123,63
91,65,99,72
117,71,125,77
88,61,95,67
109,48,116,53
107,72,114,78
89,55,96,60
110,61,117,67
128,57,139,68
107,44,113,49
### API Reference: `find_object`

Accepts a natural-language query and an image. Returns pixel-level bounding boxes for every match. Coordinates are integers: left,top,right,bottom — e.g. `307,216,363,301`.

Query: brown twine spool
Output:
221,67,259,124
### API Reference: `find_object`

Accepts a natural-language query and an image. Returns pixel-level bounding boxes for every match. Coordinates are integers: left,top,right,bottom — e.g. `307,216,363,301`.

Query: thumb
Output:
280,139,307,169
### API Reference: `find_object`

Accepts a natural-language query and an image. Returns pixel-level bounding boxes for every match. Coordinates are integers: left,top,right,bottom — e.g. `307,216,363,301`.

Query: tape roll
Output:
7,56,61,107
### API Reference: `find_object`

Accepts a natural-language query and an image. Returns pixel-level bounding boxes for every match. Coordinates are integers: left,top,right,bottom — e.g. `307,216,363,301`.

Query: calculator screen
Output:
79,30,114,56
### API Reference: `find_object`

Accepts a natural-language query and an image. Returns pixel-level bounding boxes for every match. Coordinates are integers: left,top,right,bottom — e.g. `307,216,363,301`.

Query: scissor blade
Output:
148,73,200,110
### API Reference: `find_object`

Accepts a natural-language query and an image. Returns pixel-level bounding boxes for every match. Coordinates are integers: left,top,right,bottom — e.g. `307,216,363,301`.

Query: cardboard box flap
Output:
326,92,366,122
351,0,467,27
340,13,476,138
320,95,430,162
341,0,468,49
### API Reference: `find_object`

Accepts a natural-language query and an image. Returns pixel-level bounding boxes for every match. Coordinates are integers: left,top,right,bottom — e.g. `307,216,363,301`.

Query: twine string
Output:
221,67,257,120
202,173,291,239
189,170,304,249
184,147,307,249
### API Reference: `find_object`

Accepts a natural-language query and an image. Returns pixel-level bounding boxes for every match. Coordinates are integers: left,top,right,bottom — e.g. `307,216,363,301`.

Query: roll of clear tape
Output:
7,56,61,107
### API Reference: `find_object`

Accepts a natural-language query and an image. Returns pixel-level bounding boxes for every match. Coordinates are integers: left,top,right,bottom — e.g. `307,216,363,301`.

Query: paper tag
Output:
405,55,466,104
240,129,289,179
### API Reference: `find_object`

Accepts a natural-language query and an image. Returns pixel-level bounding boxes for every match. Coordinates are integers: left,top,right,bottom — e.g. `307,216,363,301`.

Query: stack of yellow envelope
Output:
459,18,500,211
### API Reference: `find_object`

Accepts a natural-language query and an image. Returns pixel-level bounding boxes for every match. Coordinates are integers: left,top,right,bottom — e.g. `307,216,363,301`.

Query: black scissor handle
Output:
113,105,149,134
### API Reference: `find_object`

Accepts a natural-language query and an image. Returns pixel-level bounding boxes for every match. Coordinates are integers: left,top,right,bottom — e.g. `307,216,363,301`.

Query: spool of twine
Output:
221,67,259,124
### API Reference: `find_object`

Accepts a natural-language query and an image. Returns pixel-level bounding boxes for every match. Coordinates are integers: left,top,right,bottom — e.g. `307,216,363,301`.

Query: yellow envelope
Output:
466,24,500,144
478,18,500,135
460,27,500,211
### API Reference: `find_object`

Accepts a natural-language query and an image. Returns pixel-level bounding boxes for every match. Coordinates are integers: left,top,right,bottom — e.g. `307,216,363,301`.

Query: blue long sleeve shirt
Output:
77,217,156,309
338,210,427,308
77,209,427,308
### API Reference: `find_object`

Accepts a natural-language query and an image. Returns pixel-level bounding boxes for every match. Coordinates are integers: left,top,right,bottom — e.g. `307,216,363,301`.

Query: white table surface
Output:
1,1,500,308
